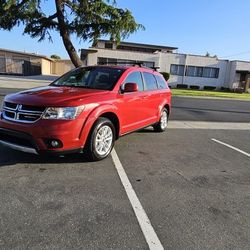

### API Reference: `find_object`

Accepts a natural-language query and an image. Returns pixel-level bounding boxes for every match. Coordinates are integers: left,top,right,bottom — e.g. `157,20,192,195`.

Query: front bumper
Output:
0,127,38,154
0,113,86,154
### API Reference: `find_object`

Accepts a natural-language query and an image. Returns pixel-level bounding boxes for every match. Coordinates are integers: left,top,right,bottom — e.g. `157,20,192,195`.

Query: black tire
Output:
84,117,115,161
153,108,168,132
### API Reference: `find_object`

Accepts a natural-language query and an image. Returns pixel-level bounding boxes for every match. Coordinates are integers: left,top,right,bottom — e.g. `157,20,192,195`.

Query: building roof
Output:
96,39,178,51
0,48,53,61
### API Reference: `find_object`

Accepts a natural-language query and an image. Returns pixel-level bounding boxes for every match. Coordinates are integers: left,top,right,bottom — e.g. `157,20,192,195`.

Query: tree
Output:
51,54,61,59
0,0,144,67
160,72,170,81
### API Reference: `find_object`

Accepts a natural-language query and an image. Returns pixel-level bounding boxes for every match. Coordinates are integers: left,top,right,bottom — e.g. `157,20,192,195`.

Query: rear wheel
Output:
153,108,168,132
85,117,115,161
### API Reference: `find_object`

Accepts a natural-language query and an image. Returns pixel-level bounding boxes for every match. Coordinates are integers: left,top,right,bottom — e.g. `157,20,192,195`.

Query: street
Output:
0,89,249,249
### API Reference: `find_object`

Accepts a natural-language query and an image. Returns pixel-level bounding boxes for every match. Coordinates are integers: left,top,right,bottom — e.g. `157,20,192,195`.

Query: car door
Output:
141,71,161,123
118,71,148,134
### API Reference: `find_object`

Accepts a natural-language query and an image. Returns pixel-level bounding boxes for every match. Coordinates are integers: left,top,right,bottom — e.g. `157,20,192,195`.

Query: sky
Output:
0,0,250,61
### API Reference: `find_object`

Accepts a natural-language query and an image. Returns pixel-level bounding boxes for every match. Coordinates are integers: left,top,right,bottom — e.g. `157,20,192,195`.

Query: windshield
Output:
51,67,125,90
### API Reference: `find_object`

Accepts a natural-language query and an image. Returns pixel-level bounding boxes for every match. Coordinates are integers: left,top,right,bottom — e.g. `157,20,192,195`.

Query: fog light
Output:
46,139,63,149
51,140,59,148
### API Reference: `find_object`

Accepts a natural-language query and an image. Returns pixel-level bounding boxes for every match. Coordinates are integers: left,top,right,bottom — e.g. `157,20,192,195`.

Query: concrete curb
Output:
168,121,250,130
173,95,250,102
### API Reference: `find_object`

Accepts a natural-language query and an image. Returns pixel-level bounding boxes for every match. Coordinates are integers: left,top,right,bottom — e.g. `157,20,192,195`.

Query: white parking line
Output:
211,138,250,157
111,149,164,250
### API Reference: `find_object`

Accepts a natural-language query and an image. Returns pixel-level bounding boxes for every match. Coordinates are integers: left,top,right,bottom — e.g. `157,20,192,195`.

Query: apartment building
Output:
81,40,250,92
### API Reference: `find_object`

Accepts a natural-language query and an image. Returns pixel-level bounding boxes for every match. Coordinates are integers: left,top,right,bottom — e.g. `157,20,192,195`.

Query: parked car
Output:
0,65,171,161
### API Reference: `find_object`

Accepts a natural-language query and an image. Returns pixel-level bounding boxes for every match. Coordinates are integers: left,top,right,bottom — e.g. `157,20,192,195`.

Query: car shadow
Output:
137,127,156,133
0,147,89,168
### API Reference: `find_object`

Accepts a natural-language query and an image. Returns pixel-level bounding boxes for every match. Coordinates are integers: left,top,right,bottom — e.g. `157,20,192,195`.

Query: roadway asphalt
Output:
0,88,249,249
172,96,250,122
1,88,250,122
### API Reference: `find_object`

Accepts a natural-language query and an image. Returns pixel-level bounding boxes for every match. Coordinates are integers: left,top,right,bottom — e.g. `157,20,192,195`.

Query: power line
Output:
222,50,250,58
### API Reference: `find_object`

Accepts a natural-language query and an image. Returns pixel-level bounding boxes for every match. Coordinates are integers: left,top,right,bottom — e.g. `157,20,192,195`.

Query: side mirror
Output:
123,82,138,93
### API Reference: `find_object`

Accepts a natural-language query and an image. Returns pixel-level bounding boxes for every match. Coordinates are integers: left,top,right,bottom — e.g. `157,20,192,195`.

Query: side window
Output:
156,75,167,89
124,71,144,91
143,72,158,90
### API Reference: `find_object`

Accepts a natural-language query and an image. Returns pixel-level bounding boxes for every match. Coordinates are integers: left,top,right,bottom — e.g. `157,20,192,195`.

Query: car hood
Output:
4,86,110,106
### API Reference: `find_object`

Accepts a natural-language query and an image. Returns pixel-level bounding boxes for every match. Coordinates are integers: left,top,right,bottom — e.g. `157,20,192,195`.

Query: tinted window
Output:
186,66,203,77
52,67,124,90
171,64,219,79
156,75,167,89
186,66,196,77
170,64,185,76
143,72,158,90
124,71,144,91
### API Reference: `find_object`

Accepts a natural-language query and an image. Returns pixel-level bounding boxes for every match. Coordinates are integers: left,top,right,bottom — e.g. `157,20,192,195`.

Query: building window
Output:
98,57,108,65
0,57,6,73
143,61,155,68
186,66,196,77
170,64,219,79
98,57,117,65
202,67,219,78
210,68,219,78
105,43,113,49
196,67,203,77
170,64,185,76
98,57,155,68
186,66,203,77
202,67,211,78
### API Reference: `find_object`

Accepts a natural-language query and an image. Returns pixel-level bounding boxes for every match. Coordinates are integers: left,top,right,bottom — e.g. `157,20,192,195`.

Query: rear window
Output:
142,72,158,90
156,75,167,89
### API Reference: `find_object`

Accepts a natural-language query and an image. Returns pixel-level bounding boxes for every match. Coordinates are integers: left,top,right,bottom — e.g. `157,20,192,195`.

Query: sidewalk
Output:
0,75,58,90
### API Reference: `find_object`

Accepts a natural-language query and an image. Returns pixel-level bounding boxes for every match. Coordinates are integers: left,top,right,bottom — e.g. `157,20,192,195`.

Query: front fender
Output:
79,104,119,146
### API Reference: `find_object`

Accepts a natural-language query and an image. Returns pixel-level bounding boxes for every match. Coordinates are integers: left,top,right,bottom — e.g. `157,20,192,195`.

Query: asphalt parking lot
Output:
0,89,250,250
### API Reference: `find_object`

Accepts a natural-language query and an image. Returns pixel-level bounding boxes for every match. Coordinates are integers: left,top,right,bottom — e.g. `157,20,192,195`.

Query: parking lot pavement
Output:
0,75,56,90
114,128,250,250
0,149,148,249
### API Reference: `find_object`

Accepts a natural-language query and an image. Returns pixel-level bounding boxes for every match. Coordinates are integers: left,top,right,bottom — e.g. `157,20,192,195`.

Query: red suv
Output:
0,65,171,161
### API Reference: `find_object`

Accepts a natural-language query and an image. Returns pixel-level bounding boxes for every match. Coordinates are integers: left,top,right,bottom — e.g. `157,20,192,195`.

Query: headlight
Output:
42,106,84,120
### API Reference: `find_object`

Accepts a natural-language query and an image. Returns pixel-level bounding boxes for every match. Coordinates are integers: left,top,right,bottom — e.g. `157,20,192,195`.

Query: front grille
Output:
2,102,46,123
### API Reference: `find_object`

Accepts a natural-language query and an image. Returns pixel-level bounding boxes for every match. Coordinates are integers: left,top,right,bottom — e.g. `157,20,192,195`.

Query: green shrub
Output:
189,85,200,90
220,87,230,92
204,86,216,91
177,84,188,89
160,72,170,81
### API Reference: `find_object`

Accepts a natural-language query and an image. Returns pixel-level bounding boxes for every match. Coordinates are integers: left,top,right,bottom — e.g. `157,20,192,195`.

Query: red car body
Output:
0,66,171,157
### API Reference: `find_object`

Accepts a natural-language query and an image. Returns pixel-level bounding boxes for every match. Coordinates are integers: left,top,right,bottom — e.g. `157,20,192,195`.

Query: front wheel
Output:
85,117,115,161
153,108,168,132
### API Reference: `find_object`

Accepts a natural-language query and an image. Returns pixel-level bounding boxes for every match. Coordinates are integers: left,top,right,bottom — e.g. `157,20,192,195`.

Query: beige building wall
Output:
161,53,229,89
87,48,159,66
86,48,229,89
52,60,74,76
41,58,52,75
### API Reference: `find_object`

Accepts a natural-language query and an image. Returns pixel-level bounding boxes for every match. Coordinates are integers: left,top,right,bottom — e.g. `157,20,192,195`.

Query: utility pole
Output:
182,54,188,84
